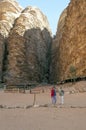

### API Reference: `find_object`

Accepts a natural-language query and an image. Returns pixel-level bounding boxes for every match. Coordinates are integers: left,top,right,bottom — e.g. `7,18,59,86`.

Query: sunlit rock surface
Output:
0,0,22,82
51,0,86,82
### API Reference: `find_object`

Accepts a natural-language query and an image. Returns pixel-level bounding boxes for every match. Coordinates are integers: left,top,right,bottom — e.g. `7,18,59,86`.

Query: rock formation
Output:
0,0,22,82
51,0,86,82
4,6,52,84
1,0,86,86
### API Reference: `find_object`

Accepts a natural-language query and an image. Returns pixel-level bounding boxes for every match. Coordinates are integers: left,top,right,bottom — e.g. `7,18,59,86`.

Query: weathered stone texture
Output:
4,6,52,84
0,0,22,82
51,0,86,82
0,0,22,37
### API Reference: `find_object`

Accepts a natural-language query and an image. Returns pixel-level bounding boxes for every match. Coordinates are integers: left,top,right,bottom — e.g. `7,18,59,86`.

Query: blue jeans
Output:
52,96,57,104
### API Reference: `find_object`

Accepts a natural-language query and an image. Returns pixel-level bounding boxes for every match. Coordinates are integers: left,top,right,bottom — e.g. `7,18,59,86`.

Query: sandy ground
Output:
0,86,86,130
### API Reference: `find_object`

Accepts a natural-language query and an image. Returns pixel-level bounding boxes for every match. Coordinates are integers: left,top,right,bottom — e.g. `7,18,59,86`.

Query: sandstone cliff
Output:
4,6,52,84
51,0,86,82
0,0,22,82
1,0,86,86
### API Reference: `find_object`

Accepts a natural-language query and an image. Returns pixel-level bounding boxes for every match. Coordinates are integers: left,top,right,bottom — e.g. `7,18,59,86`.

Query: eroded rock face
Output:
0,0,22,37
0,0,22,82
51,0,86,82
4,6,52,84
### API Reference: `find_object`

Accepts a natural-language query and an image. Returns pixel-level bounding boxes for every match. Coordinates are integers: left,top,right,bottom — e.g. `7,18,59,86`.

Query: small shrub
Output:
69,65,76,83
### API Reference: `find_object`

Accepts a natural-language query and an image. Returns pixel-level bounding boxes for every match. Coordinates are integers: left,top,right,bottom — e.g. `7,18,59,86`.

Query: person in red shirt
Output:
51,86,57,105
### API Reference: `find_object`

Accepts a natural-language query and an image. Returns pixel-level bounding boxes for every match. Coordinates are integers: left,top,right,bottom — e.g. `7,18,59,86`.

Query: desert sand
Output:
0,82,86,130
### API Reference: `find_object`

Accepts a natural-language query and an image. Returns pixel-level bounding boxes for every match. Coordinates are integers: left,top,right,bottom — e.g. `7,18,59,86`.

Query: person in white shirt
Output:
59,87,64,105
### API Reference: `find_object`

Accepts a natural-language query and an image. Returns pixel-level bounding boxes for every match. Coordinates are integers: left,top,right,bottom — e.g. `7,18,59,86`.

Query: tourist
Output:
59,87,64,105
51,86,57,105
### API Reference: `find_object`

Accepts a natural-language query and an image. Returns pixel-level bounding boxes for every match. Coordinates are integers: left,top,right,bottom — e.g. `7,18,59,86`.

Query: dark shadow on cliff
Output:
23,27,52,83
2,27,52,85
0,34,7,83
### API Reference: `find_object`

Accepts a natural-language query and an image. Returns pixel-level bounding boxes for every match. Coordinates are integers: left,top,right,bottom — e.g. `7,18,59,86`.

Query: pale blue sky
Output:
17,0,70,35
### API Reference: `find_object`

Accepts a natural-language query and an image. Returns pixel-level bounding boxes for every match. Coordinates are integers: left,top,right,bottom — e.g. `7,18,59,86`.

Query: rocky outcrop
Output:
0,0,22,37
4,6,52,84
0,0,22,82
51,0,86,82
1,0,85,86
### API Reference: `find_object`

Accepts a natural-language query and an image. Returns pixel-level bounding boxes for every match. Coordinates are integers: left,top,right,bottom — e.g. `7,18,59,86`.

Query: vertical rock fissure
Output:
2,40,8,82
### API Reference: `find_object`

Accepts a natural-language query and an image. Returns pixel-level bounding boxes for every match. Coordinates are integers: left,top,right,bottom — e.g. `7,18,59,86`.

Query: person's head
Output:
60,87,62,89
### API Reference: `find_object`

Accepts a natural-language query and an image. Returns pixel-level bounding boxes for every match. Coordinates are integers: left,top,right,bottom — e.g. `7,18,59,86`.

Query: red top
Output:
51,88,54,97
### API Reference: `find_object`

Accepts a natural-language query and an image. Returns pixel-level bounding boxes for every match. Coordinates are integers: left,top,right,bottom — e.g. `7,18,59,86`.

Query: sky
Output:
17,0,70,35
